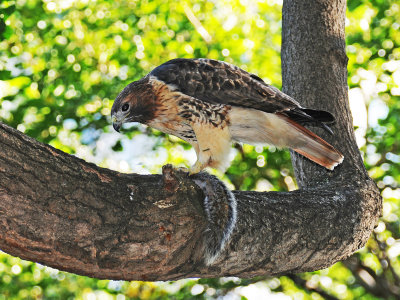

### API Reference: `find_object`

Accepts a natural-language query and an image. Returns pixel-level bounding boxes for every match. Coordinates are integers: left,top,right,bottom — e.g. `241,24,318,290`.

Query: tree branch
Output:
0,0,381,281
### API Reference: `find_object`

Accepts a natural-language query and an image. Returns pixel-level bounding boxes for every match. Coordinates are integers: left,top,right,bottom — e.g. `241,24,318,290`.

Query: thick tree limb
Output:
0,0,381,281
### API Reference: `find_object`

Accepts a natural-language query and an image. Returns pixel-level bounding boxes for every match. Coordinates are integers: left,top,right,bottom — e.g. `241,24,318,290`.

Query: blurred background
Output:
0,0,399,299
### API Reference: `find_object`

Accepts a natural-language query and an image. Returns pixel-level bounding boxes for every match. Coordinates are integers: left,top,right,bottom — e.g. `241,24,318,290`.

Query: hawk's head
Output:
111,78,154,132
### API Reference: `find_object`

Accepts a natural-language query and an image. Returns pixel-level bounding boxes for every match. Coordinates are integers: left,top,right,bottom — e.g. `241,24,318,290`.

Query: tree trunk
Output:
0,0,381,281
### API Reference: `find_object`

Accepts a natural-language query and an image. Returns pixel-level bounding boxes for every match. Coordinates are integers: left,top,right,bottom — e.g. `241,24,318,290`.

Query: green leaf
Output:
0,70,11,80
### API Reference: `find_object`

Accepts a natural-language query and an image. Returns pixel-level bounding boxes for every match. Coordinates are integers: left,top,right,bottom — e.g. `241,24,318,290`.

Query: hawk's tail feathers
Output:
284,117,344,170
228,107,344,170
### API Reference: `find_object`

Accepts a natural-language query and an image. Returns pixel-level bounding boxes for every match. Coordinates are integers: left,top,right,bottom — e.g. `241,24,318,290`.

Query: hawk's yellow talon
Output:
189,161,204,175
173,166,190,173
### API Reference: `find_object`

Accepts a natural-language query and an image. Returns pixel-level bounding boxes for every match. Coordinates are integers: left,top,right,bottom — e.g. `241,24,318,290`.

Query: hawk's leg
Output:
189,122,232,175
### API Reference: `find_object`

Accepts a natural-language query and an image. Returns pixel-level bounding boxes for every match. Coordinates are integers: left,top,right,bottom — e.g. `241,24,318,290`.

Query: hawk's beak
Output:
111,114,121,132
113,122,121,133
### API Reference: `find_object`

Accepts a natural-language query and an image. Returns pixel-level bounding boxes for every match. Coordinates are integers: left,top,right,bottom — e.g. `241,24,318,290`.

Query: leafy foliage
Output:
0,0,399,298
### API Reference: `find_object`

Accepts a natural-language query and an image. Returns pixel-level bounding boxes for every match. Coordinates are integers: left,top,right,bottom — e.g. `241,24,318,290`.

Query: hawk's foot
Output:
172,166,190,173
189,161,206,175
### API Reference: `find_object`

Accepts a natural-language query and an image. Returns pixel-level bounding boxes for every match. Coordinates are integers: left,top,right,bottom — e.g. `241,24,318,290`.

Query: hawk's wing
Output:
150,58,335,128
150,58,300,113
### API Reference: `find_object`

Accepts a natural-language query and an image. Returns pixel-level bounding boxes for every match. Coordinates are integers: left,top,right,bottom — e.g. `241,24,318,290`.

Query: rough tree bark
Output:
0,0,381,281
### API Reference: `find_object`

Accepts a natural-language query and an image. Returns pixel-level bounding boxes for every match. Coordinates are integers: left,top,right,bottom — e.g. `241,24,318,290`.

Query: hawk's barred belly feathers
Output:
111,58,344,174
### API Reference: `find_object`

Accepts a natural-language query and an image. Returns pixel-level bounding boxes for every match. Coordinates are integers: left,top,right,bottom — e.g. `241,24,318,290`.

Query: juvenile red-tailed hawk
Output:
111,58,343,174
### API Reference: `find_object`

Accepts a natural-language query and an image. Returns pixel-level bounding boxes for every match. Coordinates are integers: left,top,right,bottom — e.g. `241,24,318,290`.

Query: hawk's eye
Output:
121,103,129,112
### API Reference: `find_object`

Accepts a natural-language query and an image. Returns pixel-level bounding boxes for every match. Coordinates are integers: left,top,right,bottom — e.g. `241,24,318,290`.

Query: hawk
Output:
111,58,343,174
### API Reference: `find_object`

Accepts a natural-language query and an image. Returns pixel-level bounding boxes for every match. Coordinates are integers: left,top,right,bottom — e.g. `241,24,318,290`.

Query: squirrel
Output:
192,173,237,265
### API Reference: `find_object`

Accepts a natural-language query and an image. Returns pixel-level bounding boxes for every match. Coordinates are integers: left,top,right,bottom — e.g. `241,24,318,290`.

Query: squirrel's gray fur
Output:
193,173,237,265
